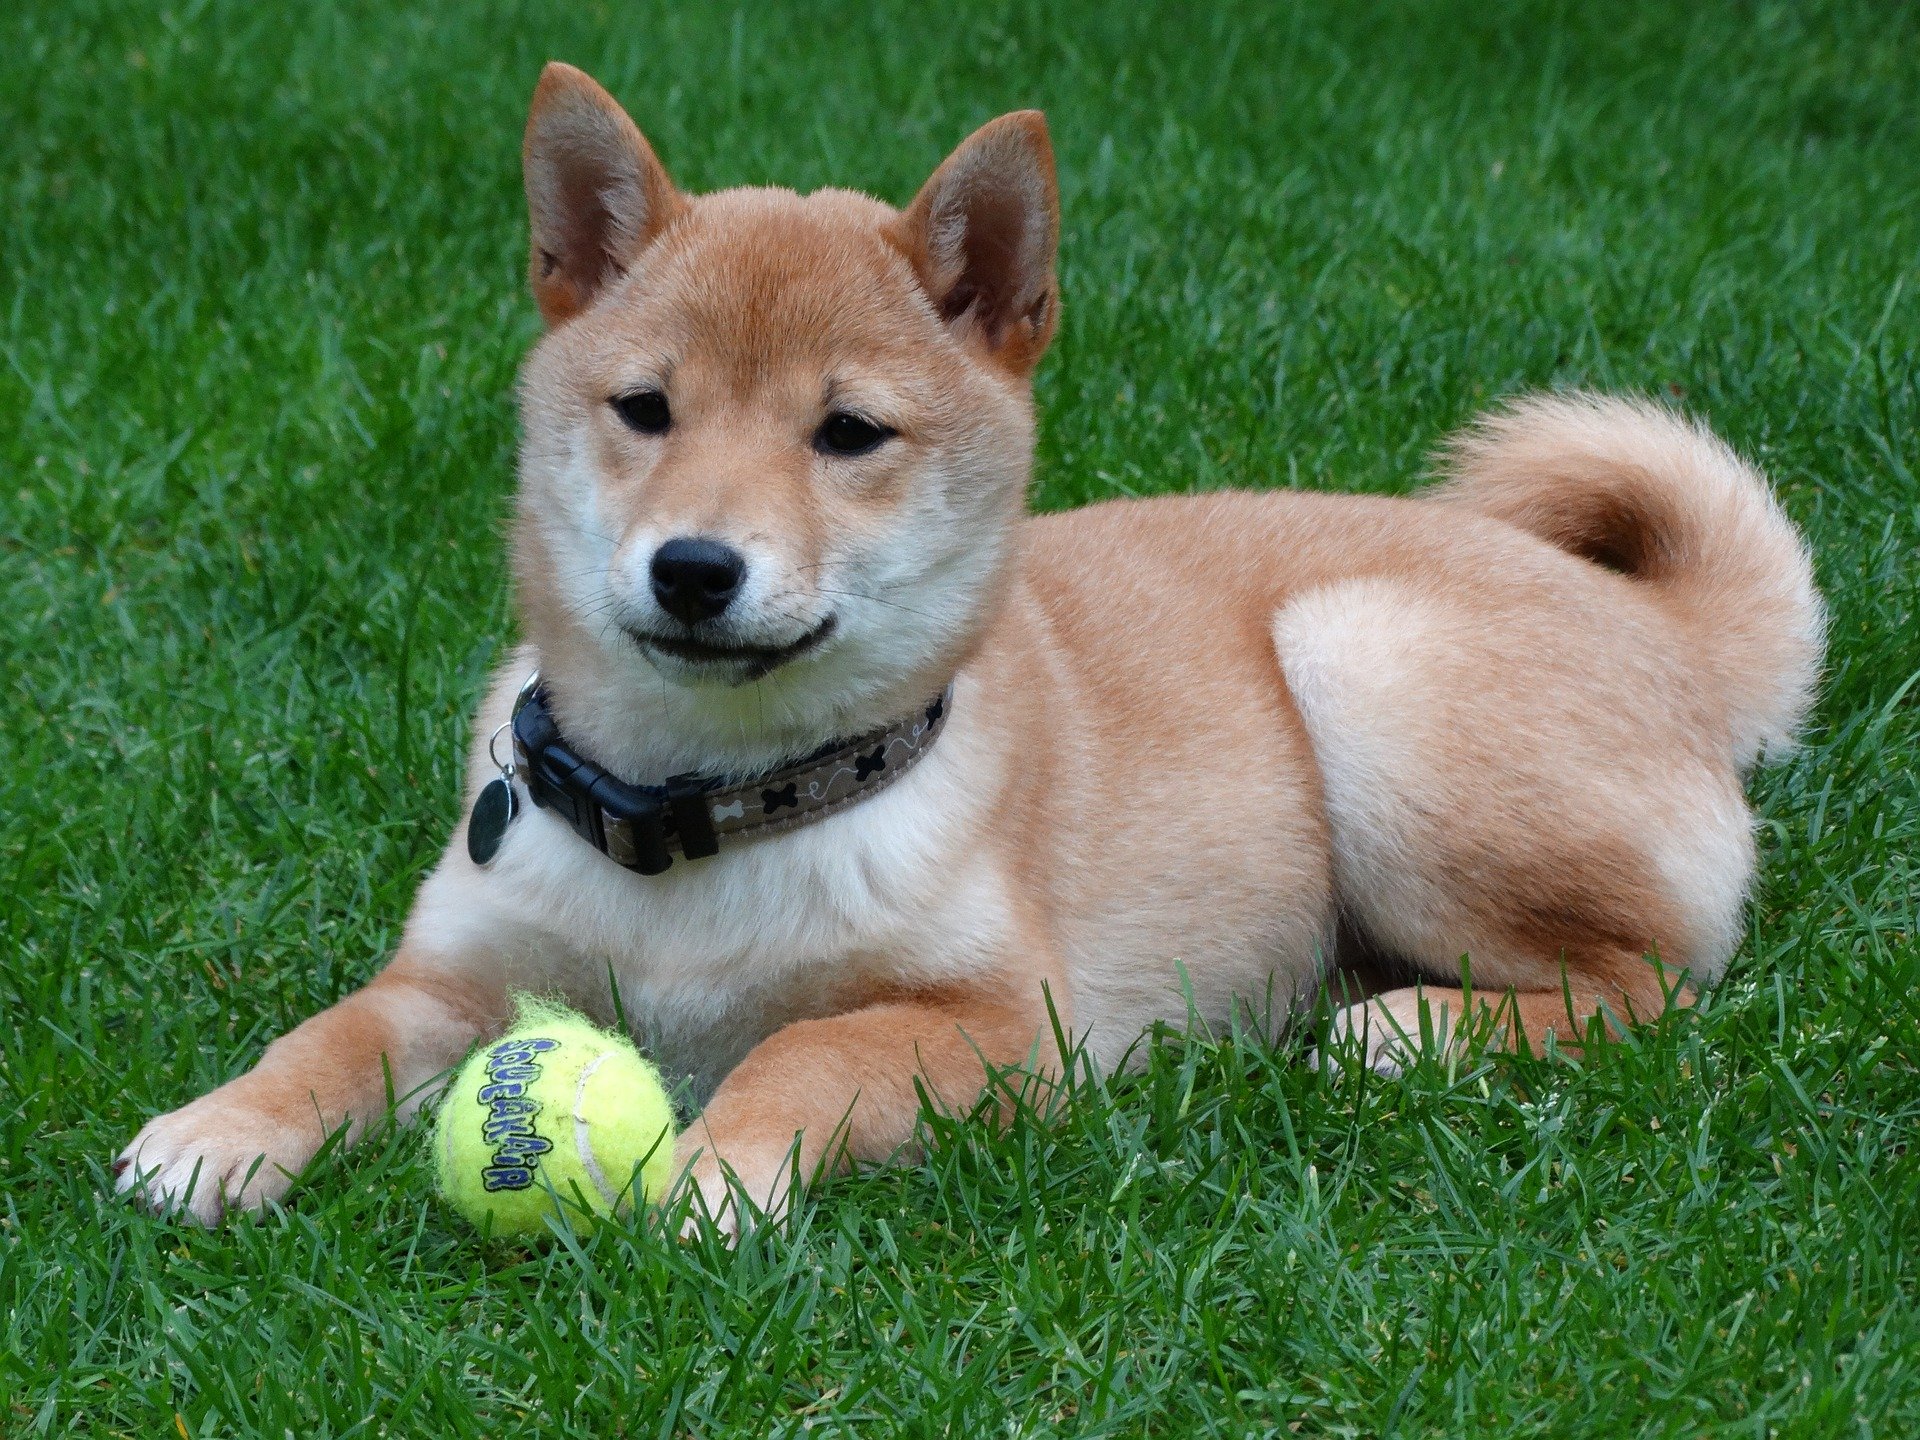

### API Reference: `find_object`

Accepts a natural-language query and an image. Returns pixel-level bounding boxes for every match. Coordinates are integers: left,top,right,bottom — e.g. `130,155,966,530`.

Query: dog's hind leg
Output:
1273,576,1750,1072
1318,950,1693,1076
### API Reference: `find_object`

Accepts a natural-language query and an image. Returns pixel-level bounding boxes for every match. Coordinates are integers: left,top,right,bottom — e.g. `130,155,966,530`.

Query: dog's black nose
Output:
650,537,746,625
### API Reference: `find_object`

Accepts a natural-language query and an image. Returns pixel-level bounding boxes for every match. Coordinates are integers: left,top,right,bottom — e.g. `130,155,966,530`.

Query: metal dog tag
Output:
467,706,530,868
467,778,516,866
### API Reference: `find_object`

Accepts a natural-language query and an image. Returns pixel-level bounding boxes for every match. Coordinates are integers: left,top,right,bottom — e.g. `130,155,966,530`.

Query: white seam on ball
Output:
573,1053,616,1206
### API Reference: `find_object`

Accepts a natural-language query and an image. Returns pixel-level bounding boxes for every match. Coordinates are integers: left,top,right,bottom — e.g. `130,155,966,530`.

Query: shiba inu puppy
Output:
117,63,1823,1233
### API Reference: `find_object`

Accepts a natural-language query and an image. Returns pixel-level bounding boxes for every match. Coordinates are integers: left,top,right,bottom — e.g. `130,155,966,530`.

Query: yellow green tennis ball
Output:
434,1001,677,1236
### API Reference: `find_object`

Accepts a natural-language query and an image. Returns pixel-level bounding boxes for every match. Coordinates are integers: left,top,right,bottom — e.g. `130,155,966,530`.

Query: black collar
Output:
501,681,952,875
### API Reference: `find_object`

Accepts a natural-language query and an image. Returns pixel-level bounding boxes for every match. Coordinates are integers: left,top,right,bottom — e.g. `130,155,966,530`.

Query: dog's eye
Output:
815,412,894,457
611,389,671,435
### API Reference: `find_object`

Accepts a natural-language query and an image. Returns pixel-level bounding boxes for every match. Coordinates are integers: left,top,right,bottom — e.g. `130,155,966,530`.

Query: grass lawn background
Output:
4,0,1917,1434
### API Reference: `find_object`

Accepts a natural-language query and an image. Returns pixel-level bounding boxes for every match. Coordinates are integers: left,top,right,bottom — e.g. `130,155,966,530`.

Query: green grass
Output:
3,0,1917,1434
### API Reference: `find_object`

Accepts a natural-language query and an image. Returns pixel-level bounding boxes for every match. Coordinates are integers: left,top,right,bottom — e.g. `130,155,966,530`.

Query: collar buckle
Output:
595,786,673,876
665,774,720,860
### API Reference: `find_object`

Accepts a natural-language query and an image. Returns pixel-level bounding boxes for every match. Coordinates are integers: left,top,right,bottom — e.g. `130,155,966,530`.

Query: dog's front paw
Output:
1318,989,1455,1078
669,1129,796,1244
114,1087,322,1226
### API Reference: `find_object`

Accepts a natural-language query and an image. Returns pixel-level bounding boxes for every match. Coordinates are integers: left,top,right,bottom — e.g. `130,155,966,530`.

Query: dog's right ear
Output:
896,111,1060,375
522,63,681,326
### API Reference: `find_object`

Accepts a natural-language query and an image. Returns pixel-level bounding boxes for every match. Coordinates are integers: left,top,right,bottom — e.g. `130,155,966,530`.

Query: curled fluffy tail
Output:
1435,392,1825,768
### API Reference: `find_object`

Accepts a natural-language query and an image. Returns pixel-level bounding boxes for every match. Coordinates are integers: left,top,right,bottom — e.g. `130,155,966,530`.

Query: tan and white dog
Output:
117,64,1823,1232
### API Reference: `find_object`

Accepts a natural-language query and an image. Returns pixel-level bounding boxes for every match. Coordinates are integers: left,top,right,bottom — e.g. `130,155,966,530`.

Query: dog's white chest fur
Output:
406,702,1010,1101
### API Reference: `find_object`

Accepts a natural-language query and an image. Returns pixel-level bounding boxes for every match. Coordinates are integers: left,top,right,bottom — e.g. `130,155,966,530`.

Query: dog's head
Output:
513,64,1056,753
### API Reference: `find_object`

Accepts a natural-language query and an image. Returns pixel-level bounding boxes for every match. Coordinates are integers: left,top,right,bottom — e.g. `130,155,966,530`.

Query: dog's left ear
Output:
896,111,1059,375
522,63,682,326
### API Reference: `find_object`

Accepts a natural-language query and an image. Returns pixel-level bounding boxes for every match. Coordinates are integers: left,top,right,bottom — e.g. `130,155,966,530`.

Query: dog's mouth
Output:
628,613,838,680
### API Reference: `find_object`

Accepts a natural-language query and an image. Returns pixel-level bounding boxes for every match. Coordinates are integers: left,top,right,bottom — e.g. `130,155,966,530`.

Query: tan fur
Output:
118,65,1823,1232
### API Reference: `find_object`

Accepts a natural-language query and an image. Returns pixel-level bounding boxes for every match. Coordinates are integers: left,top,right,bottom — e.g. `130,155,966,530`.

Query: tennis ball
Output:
434,1000,677,1236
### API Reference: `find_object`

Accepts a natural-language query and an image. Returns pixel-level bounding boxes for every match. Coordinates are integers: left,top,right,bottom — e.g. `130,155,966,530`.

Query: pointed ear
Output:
522,63,682,326
896,111,1059,374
